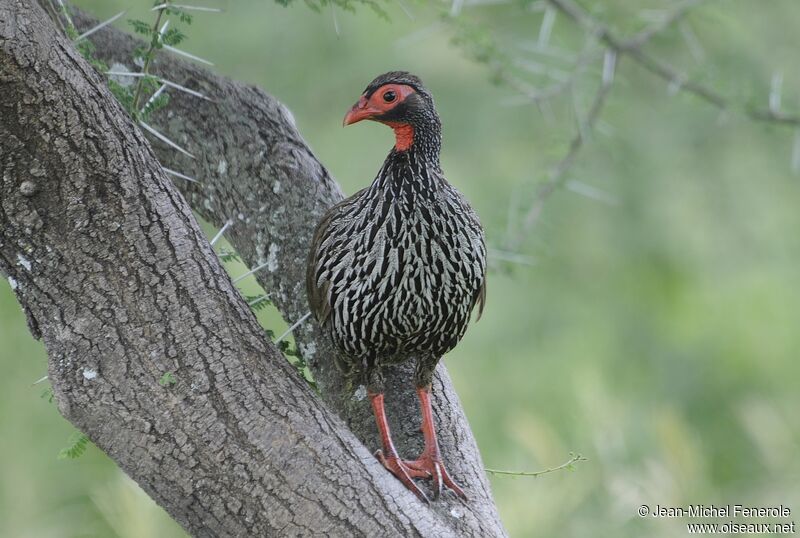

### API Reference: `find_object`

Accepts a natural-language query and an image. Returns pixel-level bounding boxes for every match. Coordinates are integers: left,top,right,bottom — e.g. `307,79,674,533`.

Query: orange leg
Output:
402,386,467,500
369,391,429,502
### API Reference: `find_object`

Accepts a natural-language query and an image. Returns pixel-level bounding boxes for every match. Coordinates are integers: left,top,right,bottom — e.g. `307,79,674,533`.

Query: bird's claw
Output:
403,455,467,500
374,449,430,503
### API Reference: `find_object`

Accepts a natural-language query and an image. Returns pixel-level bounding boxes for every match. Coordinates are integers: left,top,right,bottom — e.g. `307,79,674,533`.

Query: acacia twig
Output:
547,0,800,126
131,5,167,111
508,49,616,249
510,0,799,248
486,453,587,478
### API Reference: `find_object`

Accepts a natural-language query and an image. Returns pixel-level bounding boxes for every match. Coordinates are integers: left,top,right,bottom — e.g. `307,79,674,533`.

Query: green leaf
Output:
58,432,90,460
108,80,135,116
159,372,177,387
245,294,272,311
40,387,54,404
140,92,170,122
128,19,153,36
162,28,187,47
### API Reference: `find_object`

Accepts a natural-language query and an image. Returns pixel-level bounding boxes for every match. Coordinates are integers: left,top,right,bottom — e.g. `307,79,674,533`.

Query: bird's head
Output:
343,71,440,152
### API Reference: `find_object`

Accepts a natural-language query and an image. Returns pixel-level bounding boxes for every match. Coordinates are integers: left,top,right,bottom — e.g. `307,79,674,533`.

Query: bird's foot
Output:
403,454,467,500
375,449,430,503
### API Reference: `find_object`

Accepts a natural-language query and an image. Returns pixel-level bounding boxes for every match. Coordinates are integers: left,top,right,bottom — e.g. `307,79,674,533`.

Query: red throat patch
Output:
384,122,414,151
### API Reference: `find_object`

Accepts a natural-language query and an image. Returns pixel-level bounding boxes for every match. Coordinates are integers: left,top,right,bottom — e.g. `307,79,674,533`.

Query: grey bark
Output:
0,1,506,536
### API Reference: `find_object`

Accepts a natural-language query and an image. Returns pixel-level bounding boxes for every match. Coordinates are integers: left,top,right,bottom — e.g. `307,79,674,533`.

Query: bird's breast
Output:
319,191,484,359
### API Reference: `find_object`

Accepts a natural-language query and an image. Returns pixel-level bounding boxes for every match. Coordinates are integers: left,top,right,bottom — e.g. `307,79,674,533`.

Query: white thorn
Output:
769,71,783,114
602,50,617,86
537,7,556,48
54,0,74,26
565,179,620,206
396,0,414,20
275,312,312,344
104,72,210,101
232,261,271,284
210,219,233,246
331,3,340,36
163,45,214,66
162,167,198,183
105,71,145,77
247,294,271,307
74,10,126,41
488,249,537,267
138,120,195,159
141,83,168,116
153,3,223,12
32,375,49,386
678,20,705,63
159,78,211,101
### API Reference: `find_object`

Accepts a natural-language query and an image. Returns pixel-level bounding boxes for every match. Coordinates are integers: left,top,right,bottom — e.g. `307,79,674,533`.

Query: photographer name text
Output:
649,505,791,519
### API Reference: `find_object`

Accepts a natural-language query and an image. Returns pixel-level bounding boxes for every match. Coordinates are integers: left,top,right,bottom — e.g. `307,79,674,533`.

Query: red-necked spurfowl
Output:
306,72,486,501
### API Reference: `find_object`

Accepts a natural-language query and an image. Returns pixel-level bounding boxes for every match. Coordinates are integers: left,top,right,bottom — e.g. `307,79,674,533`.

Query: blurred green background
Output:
2,0,799,536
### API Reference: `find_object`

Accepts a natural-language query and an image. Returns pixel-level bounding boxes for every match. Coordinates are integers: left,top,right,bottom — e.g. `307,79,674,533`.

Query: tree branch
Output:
507,49,616,249
506,0,799,248
548,0,800,125
1,2,506,536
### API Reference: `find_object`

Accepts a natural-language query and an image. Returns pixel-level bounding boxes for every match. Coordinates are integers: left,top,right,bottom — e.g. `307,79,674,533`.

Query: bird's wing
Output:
306,212,336,326
305,190,366,327
474,277,487,322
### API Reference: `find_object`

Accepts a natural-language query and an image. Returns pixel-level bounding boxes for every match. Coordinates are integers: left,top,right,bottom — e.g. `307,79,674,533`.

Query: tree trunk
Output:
0,2,506,536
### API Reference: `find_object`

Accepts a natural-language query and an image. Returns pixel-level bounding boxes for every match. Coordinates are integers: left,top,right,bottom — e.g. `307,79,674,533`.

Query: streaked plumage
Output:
306,72,486,500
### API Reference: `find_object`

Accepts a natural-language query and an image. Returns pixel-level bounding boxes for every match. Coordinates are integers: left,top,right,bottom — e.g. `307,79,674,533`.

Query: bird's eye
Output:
383,90,397,103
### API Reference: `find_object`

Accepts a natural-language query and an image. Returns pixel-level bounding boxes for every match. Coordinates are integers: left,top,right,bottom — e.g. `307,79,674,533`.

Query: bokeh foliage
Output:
2,1,799,536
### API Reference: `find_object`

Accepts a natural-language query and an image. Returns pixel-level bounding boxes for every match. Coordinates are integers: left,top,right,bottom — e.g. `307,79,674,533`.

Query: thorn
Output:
769,71,783,114
140,83,168,116
678,20,705,63
488,249,537,267
331,2,340,37
54,0,74,27
105,71,145,77
275,312,312,343
159,78,211,101
537,7,556,48
74,10,126,41
162,167,198,183
152,3,223,11
210,219,233,246
163,45,214,66
232,261,271,284
602,49,617,86
395,0,414,20
138,120,196,159
565,179,619,206
104,72,211,101
32,375,49,386
247,294,271,308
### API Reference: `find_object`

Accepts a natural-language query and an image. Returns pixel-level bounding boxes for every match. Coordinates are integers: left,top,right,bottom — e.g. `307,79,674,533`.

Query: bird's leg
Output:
402,385,468,500
368,391,429,502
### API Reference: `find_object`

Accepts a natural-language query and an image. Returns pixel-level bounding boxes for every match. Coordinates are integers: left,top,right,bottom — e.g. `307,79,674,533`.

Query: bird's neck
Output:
370,114,444,200
372,142,444,202
383,113,442,163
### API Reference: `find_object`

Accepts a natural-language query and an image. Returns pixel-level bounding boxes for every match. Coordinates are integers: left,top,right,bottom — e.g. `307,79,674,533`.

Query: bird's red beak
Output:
343,96,380,126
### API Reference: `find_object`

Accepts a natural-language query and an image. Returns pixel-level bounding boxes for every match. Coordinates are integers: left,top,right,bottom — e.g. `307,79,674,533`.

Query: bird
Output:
306,71,486,501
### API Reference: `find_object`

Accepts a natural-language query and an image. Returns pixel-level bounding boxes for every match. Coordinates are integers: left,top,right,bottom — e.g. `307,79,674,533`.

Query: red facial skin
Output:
343,84,417,151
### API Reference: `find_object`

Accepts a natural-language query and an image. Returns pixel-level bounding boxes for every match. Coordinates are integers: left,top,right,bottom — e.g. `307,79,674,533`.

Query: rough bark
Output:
0,1,505,536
